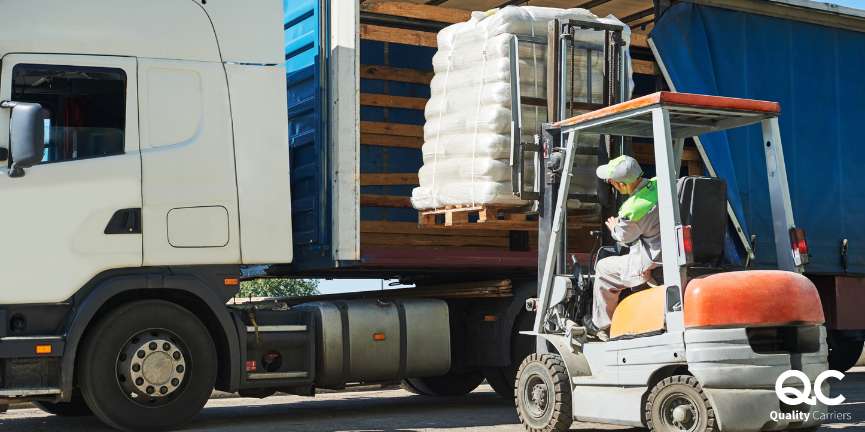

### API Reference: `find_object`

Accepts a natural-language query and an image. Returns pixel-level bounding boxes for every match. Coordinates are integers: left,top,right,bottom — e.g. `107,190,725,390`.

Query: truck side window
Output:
12,64,126,163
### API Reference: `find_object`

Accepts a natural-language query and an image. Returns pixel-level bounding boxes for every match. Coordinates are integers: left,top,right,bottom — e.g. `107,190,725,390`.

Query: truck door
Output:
0,54,142,304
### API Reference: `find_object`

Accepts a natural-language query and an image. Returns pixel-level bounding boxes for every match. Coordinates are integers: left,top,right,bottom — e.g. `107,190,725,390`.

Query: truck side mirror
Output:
1,101,46,177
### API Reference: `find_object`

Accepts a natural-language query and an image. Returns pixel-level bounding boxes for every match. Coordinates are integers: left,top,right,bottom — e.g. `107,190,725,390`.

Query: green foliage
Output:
238,278,320,298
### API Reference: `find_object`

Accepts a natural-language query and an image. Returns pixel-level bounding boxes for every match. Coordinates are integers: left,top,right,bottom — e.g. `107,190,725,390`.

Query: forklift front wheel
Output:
515,353,572,432
645,375,717,432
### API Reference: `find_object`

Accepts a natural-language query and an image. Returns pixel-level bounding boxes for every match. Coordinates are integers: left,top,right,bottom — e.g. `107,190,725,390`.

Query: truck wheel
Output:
515,353,572,432
33,390,92,417
79,300,217,431
646,375,716,432
828,332,863,372
402,371,484,396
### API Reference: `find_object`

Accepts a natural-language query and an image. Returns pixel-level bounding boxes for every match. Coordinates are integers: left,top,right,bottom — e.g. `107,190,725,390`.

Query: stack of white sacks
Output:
411,6,631,211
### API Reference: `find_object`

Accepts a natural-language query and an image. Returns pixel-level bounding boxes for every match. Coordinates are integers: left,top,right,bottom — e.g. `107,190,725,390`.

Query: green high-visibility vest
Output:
618,178,658,222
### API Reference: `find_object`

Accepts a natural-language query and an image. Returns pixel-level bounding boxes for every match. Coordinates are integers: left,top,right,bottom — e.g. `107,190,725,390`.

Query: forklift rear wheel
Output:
828,332,864,372
515,353,572,432
401,371,484,396
33,390,92,417
646,375,716,432
79,300,217,431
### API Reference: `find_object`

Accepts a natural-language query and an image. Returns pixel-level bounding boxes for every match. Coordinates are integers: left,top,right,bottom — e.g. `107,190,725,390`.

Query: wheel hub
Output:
662,393,699,432
531,384,548,410
118,333,187,404
523,375,550,419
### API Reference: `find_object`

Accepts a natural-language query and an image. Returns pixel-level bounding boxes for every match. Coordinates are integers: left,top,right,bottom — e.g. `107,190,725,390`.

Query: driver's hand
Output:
605,216,618,232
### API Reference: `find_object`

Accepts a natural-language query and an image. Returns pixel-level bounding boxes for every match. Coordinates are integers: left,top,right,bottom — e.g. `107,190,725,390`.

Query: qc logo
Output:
775,370,845,406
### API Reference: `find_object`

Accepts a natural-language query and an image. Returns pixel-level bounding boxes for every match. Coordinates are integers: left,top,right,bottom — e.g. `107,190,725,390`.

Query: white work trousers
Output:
591,255,635,330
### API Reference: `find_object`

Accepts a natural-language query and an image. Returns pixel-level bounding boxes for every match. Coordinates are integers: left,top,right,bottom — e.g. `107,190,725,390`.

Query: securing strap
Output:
618,177,658,222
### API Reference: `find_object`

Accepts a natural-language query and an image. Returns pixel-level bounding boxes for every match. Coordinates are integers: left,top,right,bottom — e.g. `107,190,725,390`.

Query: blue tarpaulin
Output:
651,2,865,274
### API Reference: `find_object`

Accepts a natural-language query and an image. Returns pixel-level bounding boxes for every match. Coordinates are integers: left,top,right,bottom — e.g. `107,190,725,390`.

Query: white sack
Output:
413,5,632,210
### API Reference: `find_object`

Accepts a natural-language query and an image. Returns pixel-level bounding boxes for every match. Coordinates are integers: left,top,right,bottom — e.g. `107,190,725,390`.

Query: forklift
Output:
515,20,828,432
518,90,829,432
513,21,829,432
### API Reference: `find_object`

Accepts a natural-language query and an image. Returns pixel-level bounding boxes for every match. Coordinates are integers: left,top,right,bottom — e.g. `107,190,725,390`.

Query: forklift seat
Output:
678,176,727,267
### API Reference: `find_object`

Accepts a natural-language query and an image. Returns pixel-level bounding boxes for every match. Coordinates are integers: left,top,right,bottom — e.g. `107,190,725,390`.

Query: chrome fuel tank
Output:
296,299,451,388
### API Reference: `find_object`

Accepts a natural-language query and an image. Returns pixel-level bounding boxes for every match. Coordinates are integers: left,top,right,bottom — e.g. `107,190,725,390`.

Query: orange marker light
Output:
224,278,240,286
483,315,498,322
36,344,52,355
373,332,386,341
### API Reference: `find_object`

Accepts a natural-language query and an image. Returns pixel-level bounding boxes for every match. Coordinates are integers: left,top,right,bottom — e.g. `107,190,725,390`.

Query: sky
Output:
826,0,865,9
317,0,863,295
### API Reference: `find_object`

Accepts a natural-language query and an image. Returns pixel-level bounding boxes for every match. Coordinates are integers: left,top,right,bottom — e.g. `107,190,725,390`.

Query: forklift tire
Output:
79,300,217,431
828,332,864,372
646,375,716,432
515,353,572,432
33,390,92,417
402,371,484,397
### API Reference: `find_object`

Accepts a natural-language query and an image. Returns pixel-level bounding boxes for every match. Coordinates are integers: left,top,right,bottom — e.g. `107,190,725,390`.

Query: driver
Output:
586,155,662,340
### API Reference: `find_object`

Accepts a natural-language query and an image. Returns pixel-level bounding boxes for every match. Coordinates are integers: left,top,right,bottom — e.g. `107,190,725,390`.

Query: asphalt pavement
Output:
2,368,864,431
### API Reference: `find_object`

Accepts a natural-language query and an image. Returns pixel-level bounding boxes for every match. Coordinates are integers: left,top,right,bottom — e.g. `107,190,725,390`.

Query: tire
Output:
402,371,484,396
515,353,572,432
645,375,716,432
33,390,92,417
828,332,863,372
79,300,217,431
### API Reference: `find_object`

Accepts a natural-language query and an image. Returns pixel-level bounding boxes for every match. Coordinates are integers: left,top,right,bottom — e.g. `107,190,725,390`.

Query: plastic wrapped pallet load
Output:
411,6,631,211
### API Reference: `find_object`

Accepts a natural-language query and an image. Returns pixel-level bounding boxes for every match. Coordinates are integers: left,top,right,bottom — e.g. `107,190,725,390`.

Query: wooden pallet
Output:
419,204,538,230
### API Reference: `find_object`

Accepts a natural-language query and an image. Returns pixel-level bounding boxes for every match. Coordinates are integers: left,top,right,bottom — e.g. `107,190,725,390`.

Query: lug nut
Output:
137,350,145,359
146,386,155,394
149,342,158,350
163,343,171,351
171,378,180,386
135,378,144,386
176,365,185,373
173,351,181,360
160,386,168,395
132,364,141,372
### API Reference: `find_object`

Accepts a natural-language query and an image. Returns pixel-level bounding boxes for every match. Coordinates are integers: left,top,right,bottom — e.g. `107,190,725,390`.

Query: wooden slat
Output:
360,24,437,47
633,59,657,75
361,93,428,110
360,173,419,186
361,133,424,149
360,221,506,237
632,142,702,165
361,64,434,85
360,194,413,208
630,32,649,49
360,121,424,138
362,232,509,248
360,0,471,24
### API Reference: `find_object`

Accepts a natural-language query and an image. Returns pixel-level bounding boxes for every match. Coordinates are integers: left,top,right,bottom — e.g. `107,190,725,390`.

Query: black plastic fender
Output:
60,267,241,400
